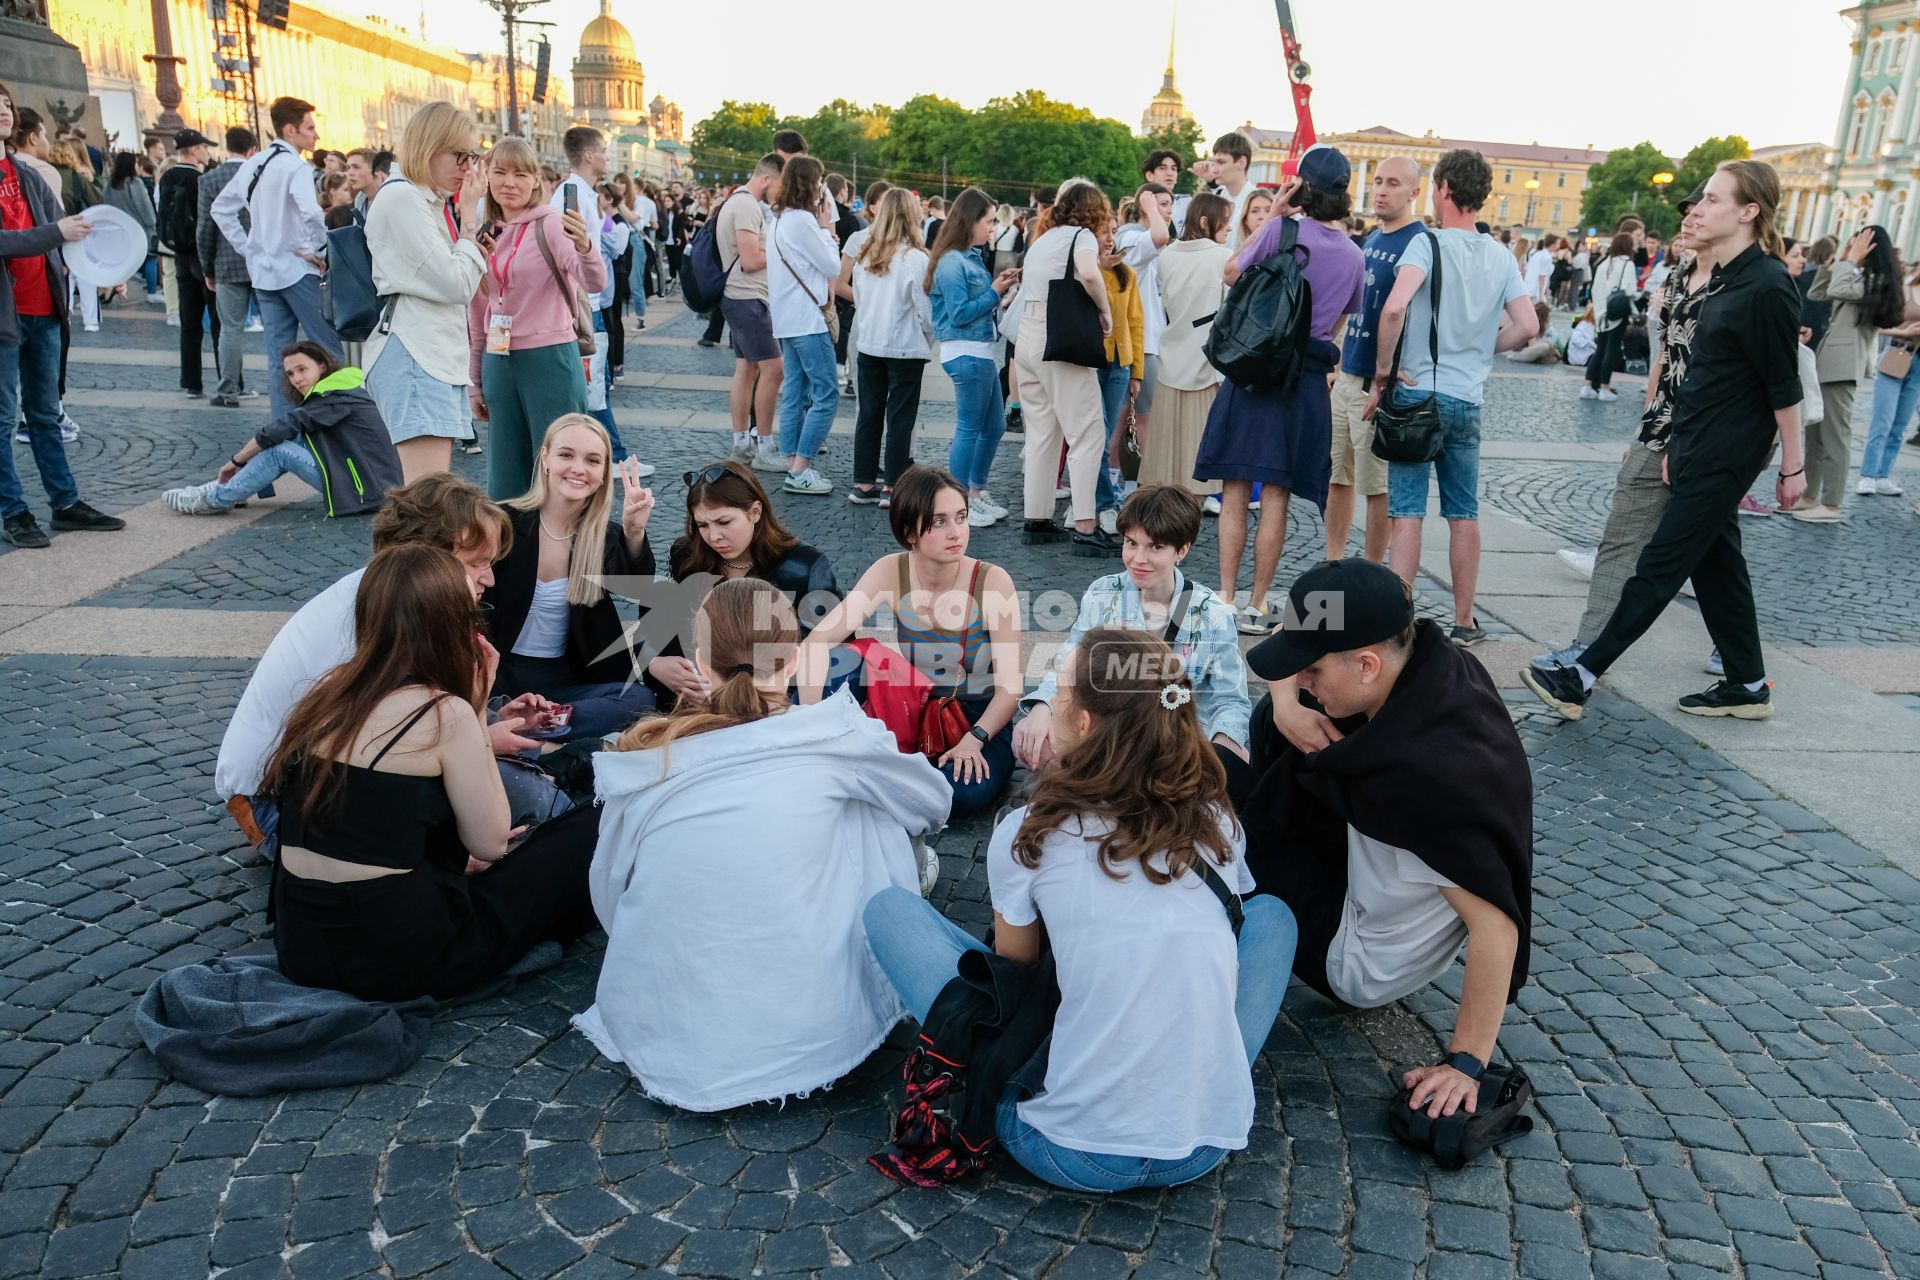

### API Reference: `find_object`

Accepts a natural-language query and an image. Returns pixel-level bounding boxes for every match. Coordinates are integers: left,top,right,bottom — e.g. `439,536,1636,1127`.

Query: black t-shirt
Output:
1665,243,1802,481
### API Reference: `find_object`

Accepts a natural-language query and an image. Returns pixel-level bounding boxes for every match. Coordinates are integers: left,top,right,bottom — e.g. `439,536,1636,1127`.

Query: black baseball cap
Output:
1677,182,1707,216
172,129,214,150
1246,559,1416,681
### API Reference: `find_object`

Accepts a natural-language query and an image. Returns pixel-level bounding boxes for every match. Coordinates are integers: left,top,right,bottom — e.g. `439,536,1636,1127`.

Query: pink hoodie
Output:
467,202,608,383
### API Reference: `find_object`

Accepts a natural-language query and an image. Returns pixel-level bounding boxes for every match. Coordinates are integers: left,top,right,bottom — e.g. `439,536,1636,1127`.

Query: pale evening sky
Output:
375,0,1854,160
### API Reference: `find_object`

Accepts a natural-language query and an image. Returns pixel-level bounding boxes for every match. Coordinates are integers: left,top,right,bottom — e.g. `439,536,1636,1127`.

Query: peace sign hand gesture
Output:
618,459,655,549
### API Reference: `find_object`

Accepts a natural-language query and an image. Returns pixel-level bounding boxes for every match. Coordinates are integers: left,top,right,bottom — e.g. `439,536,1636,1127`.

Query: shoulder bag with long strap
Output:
775,213,841,343
531,218,598,355
1369,228,1447,464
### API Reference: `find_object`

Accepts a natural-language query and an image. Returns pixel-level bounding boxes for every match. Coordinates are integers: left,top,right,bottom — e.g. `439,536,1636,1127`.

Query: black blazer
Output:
486,508,656,688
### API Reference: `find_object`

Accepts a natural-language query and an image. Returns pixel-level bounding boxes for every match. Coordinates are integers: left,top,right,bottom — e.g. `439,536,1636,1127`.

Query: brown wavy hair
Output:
772,154,825,215
1051,181,1112,234
671,458,799,579
615,578,799,753
1013,627,1235,881
261,544,486,822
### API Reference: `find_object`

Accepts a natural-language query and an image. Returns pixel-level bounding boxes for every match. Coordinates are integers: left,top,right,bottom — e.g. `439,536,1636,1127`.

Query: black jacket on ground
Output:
1244,620,1535,1002
487,509,656,688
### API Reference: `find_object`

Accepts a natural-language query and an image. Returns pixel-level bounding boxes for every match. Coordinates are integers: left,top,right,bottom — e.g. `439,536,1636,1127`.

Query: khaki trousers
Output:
1015,303,1106,523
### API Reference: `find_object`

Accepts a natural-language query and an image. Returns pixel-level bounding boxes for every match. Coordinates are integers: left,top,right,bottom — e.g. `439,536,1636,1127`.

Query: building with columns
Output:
1756,142,1832,243
1240,124,1605,234
1818,2,1920,251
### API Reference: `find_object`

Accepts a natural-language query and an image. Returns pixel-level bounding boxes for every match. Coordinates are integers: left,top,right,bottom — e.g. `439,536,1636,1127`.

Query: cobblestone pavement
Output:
3,306,1919,1278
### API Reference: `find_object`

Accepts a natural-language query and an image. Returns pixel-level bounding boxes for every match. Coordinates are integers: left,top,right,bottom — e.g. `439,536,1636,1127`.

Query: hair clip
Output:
1159,683,1192,710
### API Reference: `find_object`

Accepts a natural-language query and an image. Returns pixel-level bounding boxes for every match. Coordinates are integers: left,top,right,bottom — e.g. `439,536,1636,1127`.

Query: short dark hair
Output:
824,171,849,200
888,465,969,548
772,129,807,156
268,97,313,138
1614,214,1644,232
1430,149,1493,212
225,125,256,153
754,151,786,179
1035,186,1057,206
372,149,394,176
1143,148,1180,177
1298,180,1352,223
1211,132,1252,165
1116,485,1201,550
563,126,603,164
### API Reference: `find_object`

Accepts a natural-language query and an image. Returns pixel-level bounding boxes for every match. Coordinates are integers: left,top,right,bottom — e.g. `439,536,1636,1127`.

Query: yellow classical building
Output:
1240,124,1606,235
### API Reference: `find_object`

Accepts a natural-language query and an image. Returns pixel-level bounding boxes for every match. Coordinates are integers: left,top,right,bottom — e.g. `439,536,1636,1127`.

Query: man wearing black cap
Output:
155,129,218,399
1244,558,1534,1120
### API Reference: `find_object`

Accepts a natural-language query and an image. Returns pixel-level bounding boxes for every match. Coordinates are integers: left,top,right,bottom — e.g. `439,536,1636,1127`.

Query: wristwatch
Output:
967,725,990,745
1445,1051,1486,1080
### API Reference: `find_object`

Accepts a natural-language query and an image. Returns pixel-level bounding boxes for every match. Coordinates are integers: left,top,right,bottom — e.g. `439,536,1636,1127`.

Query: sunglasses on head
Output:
683,464,732,487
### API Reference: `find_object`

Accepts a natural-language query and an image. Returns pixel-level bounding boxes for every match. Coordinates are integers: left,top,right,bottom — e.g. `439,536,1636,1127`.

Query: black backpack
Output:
679,212,731,313
1388,1062,1535,1169
156,169,195,255
1205,216,1315,392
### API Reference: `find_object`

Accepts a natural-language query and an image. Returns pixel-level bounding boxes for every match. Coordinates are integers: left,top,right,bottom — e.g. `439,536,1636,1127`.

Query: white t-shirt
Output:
1011,225,1099,310
1525,248,1553,299
987,807,1256,1160
1394,228,1529,405
1223,184,1258,253
1324,828,1468,1009
213,569,362,799
1114,223,1167,357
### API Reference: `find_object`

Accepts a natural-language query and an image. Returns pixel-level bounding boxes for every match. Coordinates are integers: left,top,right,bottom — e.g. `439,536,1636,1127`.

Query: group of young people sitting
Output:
214,421,1536,1191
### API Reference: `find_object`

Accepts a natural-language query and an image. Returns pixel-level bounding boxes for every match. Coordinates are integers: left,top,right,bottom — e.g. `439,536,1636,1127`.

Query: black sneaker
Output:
1022,518,1066,544
1450,621,1490,648
209,395,240,408
846,485,886,506
1677,680,1773,720
1005,406,1025,434
1521,663,1591,721
1071,527,1121,557
50,501,127,532
696,336,720,348
2,512,50,548
182,387,205,399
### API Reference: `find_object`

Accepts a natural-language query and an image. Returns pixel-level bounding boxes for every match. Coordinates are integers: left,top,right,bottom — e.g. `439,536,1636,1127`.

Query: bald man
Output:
1328,155,1422,563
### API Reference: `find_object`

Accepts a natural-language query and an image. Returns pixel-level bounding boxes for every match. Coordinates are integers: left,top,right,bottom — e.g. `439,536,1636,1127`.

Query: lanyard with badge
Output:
486,223,530,355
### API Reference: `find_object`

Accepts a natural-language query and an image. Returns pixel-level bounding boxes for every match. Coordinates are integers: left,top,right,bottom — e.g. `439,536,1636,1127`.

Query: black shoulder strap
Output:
1162,580,1195,644
244,144,290,205
1382,228,1442,389
1060,228,1083,280
1192,856,1244,937
368,695,449,769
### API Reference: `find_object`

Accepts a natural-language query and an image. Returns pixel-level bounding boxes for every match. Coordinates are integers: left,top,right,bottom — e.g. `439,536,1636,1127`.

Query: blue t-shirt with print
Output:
1340,222,1424,379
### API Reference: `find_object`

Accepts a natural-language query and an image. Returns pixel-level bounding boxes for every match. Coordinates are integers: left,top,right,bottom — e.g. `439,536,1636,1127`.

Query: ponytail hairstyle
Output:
1012,627,1236,881
1179,192,1232,243
1717,159,1785,262
614,577,799,753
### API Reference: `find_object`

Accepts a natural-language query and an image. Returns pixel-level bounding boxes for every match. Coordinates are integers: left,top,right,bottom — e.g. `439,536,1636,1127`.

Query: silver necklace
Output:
539,519,575,543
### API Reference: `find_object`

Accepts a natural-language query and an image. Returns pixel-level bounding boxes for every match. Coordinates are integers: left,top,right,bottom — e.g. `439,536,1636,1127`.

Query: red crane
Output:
1274,0,1317,175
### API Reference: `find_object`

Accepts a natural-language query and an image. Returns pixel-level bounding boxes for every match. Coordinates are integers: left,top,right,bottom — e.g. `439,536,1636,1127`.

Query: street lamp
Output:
1524,177,1540,228
1632,171,1676,211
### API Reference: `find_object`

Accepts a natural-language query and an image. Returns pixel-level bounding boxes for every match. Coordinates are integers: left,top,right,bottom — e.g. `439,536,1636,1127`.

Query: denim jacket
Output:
930,247,1001,344
1022,568,1252,748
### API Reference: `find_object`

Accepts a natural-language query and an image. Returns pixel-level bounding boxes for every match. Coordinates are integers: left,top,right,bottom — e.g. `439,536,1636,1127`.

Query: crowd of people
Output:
5,80,1914,1189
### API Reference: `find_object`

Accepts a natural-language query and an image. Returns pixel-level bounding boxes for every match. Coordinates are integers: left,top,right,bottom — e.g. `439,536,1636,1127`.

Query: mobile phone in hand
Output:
562,184,579,215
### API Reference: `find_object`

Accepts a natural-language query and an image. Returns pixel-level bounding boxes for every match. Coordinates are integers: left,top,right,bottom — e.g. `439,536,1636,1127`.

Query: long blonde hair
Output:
398,101,477,193
855,187,924,277
481,136,546,222
506,414,617,606
615,578,798,752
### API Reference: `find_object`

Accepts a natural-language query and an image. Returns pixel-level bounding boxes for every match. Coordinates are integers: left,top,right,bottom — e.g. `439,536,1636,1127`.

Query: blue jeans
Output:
257,275,343,421
862,888,1299,1193
1863,360,1920,478
498,654,655,742
945,355,1007,492
587,312,629,463
628,241,649,317
1386,390,1482,520
0,315,80,518
778,331,840,461
1096,362,1131,513
209,439,321,508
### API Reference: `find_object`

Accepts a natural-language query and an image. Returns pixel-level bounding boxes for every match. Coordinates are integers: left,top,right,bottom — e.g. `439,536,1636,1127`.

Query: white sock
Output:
1574,664,1598,691
1743,678,1766,693
732,430,748,447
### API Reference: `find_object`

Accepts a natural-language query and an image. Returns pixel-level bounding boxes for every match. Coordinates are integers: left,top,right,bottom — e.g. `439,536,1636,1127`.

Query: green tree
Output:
957,91,1139,202
1140,118,1206,193
780,99,891,174
1671,135,1751,208
690,101,779,180
879,94,971,187
1579,140,1680,239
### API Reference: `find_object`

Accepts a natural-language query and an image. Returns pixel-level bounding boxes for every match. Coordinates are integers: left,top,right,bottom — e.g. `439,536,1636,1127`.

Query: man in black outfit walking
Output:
1524,161,1806,723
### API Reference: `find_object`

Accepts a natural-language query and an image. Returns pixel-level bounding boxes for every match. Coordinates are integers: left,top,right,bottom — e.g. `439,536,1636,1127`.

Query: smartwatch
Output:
967,725,990,745
1445,1051,1486,1080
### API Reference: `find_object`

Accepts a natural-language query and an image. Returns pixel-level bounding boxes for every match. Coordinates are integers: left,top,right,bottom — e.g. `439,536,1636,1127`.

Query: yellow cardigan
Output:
1101,264,1147,380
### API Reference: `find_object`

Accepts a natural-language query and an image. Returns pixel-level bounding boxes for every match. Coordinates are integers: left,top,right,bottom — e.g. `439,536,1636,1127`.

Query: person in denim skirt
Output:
1366,148,1537,648
928,187,1020,527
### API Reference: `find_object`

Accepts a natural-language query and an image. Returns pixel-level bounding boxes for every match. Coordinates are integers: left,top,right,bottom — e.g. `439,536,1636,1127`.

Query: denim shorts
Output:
366,336,472,443
1386,390,1482,520
721,296,778,363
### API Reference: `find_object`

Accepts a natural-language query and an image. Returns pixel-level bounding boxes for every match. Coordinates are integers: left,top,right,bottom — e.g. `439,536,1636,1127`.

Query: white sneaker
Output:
1054,484,1071,500
622,460,657,479
58,413,80,443
1202,495,1222,516
967,495,1001,527
165,315,181,328
749,443,787,473
1875,476,1905,496
783,467,833,495
1857,477,1877,496
1597,388,1619,402
244,319,263,333
1556,548,1597,579
146,293,165,305
1579,386,1599,400
975,491,1009,520
162,482,225,515
918,841,941,897
1098,508,1118,535
83,324,99,333
11,428,24,444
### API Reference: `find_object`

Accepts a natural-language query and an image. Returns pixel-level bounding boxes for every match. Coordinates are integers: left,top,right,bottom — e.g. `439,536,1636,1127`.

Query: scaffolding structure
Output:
206,0,263,142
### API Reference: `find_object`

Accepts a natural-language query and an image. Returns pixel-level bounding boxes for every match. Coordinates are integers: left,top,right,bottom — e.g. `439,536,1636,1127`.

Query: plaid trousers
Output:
1577,439,1672,645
